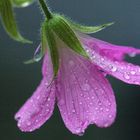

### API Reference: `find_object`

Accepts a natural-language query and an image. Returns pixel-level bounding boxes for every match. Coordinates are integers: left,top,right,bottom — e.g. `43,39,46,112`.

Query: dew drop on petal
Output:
72,109,76,113
82,83,90,91
106,108,109,112
100,107,103,111
111,66,117,72
69,60,74,66
27,121,31,126
95,107,98,110
129,52,136,57
79,102,82,105
130,71,136,75
108,114,112,118
91,96,95,99
124,73,130,80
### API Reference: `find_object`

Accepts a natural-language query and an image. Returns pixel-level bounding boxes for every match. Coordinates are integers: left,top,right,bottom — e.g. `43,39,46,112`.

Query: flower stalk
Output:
38,0,52,20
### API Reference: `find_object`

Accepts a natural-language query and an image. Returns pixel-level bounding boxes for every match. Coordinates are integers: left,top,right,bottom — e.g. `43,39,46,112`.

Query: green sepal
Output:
41,21,48,54
0,0,32,43
65,17,114,34
11,0,35,8
45,22,59,78
49,15,88,58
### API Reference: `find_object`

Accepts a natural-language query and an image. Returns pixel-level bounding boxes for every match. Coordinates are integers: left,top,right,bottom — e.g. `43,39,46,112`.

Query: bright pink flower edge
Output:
15,33,140,135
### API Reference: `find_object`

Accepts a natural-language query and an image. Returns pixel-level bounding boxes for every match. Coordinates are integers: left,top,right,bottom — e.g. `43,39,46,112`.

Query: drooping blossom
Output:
15,0,140,136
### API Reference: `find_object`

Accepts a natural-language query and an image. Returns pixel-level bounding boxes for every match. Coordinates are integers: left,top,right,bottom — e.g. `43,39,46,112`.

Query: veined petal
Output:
80,34,140,85
80,33,140,61
56,43,116,135
15,53,55,132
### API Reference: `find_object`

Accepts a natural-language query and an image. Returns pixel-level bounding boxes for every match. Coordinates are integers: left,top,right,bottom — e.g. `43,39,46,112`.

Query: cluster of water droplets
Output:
84,45,140,85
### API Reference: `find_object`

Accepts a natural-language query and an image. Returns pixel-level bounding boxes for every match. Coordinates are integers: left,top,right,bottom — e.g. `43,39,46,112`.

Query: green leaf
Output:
50,15,88,58
45,22,59,78
65,17,114,34
11,0,35,7
0,0,32,43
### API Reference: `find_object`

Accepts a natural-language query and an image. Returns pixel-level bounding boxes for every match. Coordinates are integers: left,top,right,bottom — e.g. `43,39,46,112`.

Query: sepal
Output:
44,22,59,78
49,15,89,58
65,17,114,34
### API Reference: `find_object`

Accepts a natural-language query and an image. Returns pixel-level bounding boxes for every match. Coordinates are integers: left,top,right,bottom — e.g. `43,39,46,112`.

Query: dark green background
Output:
0,0,140,139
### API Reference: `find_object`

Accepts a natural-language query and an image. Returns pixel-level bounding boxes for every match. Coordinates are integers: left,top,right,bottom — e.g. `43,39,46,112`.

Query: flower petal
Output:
80,33,140,61
15,53,55,132
80,34,140,85
56,47,116,135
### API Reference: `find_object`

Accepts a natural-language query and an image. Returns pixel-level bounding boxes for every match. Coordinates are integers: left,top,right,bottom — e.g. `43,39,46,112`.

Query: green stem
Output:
38,0,52,20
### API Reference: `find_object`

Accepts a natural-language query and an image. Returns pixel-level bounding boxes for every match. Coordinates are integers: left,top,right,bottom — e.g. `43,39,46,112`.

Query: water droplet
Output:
86,49,90,53
30,99,33,103
91,55,96,60
35,119,39,123
129,52,136,57
82,83,90,91
27,122,31,126
108,102,111,106
111,66,117,72
47,98,50,101
95,107,98,110
135,81,140,84
108,114,112,118
130,71,136,75
75,127,84,136
104,123,109,127
106,108,109,112
101,58,104,61
79,102,82,105
90,102,93,105
100,107,103,111
69,60,74,66
18,123,21,127
91,96,95,99
72,109,76,113
36,96,40,100
29,129,33,132
45,82,49,86
124,73,130,80
80,94,83,97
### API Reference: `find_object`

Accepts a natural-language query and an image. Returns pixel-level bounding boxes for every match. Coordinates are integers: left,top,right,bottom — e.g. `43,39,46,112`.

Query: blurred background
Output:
0,0,140,139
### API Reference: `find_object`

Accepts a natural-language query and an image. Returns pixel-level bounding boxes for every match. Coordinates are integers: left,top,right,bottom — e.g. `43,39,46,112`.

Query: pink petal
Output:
56,47,116,135
80,34,140,85
15,53,55,132
80,33,140,61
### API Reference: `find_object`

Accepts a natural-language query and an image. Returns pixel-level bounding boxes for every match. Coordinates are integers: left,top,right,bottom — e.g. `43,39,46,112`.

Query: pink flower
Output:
15,32,140,135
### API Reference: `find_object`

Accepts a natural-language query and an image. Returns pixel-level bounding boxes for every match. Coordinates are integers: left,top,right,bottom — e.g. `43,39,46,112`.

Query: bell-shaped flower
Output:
15,0,140,135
